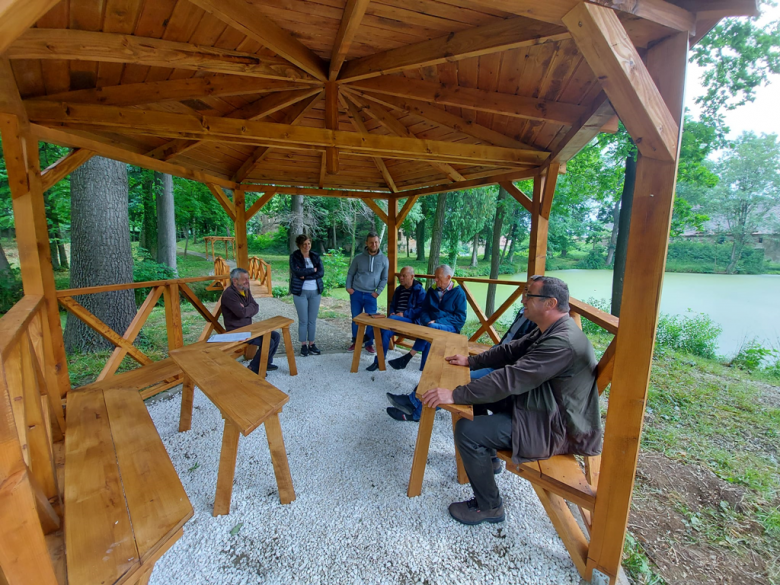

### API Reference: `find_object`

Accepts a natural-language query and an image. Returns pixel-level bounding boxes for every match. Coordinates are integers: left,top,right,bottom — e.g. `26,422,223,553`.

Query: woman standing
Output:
289,234,324,356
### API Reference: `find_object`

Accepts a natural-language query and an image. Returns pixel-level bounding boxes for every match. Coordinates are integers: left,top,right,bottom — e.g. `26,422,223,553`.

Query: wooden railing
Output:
56,275,229,394
0,295,64,583
207,256,272,294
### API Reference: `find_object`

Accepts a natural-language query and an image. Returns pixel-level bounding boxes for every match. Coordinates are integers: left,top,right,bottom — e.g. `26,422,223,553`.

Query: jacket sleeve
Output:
453,338,573,405
289,254,312,278
405,286,426,322
310,256,324,280
374,257,389,294
244,290,260,318
419,290,433,324
221,288,258,321
436,289,467,332
345,256,358,289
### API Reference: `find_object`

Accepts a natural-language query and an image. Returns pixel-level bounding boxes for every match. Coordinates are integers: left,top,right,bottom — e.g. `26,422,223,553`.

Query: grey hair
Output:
400,265,415,274
436,264,454,278
530,275,570,312
230,267,249,280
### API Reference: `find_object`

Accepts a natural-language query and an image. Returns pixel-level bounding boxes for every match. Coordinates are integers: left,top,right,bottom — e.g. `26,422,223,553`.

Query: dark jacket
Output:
419,285,467,333
453,315,602,464
289,250,324,295
388,279,426,323
221,284,259,331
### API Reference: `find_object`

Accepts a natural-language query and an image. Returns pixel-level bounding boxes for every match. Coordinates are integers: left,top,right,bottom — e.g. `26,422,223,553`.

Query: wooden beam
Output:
318,152,327,188
684,0,759,20
550,93,617,164
341,93,397,192
0,58,29,124
32,124,237,189
361,198,389,225
0,0,62,55
30,76,312,107
340,17,569,82
330,0,371,81
233,188,249,270
207,184,236,220
325,82,340,174
527,175,549,276
396,195,420,225
145,138,199,162
246,189,277,220
499,181,532,213
348,77,584,126
563,3,679,161
396,168,539,200
242,185,387,199
232,92,322,183
40,148,95,191
187,0,328,81
345,89,541,150
386,198,398,303
540,163,560,219
7,29,315,82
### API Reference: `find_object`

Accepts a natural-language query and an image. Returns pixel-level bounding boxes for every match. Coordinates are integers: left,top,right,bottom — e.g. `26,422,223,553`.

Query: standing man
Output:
346,232,389,353
421,275,602,525
221,267,280,375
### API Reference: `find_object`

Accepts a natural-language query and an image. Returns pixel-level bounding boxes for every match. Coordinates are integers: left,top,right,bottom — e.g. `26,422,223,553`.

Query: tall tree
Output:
443,187,495,267
64,157,136,353
288,194,304,252
140,172,157,258
486,186,508,316
426,192,447,280
156,173,177,273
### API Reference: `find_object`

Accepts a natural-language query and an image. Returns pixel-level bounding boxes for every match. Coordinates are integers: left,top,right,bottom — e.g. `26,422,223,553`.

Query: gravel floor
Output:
145,300,586,584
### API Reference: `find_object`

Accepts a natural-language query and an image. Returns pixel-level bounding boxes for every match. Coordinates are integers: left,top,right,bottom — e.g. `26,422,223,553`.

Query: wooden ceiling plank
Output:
187,0,328,81
243,185,389,198
145,138,201,161
348,76,584,126
7,29,316,82
330,0,372,81
395,167,539,199
41,148,96,191
339,16,569,82
0,0,62,54
563,3,678,161
31,76,314,107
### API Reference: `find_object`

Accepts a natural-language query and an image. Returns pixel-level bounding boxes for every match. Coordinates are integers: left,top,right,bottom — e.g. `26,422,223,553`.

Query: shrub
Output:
272,286,288,298
655,311,721,359
321,250,349,295
132,256,176,305
578,245,608,269
730,338,778,371
581,297,612,336
666,240,765,274
0,267,24,314
247,227,289,254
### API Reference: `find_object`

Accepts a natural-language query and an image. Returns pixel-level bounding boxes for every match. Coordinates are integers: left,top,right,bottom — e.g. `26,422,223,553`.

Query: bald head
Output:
398,266,415,288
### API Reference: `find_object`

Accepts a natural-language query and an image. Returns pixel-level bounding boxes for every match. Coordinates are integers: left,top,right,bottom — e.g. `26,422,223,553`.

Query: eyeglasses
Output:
522,291,551,299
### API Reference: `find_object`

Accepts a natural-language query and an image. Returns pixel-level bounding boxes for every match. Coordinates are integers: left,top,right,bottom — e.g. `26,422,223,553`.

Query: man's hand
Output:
445,354,469,367
422,387,454,408
392,312,404,317
371,292,379,298
300,276,305,280
427,320,435,325
346,288,354,294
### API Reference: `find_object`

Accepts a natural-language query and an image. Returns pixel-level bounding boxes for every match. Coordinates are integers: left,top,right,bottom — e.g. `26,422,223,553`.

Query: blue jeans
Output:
410,322,457,369
408,365,495,420
350,290,377,345
470,367,495,380
378,314,413,357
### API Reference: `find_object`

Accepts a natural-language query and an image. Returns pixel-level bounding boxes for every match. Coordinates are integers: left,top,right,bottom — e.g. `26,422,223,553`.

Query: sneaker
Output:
386,392,414,416
365,344,376,354
448,497,505,526
266,363,279,371
492,457,503,475
308,344,321,355
348,342,356,351
301,344,309,357
366,360,379,372
386,407,419,422
388,353,413,370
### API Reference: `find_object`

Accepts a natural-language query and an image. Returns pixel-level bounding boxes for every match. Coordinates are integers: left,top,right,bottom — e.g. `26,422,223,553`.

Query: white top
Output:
302,257,318,290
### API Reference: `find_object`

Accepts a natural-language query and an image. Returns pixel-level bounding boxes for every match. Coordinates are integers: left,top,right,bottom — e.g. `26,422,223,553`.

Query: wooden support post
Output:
585,31,688,580
213,420,240,516
386,198,398,307
264,412,296,505
407,405,436,497
163,284,184,352
178,378,195,432
325,82,339,174
527,166,559,277
452,412,469,485
350,322,367,373
234,188,249,270
281,326,298,376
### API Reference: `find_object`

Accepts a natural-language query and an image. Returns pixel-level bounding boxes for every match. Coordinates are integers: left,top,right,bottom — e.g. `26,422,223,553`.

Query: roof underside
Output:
7,0,754,196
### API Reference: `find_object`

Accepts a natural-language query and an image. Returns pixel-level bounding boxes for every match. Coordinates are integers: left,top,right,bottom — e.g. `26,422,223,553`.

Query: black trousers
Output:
248,330,280,373
454,398,513,510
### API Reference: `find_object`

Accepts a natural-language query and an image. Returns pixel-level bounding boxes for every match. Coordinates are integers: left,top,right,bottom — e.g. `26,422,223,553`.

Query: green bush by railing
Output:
666,239,765,274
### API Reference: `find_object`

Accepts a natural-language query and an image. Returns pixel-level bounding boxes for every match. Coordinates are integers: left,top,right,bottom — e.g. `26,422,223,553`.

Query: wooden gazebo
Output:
0,0,756,583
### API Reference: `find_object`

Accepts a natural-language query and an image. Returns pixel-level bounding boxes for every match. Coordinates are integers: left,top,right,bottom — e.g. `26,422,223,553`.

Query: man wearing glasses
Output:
421,275,603,526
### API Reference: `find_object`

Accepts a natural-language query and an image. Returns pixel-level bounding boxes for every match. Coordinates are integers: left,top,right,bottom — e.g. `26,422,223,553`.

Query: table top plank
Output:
65,390,139,585
187,316,294,353
102,388,194,563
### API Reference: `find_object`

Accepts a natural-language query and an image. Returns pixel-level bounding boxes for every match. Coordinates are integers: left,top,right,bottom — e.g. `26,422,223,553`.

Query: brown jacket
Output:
453,315,602,463
221,284,259,331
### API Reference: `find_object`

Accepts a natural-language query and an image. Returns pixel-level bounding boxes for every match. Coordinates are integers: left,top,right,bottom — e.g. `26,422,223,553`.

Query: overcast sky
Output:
685,4,780,140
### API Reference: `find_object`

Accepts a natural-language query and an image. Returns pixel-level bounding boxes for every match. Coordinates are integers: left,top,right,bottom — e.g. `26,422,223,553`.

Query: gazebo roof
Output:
4,0,755,197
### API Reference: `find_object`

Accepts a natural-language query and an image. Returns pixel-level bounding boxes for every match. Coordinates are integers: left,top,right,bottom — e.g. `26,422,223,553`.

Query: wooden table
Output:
350,313,473,496
170,318,298,515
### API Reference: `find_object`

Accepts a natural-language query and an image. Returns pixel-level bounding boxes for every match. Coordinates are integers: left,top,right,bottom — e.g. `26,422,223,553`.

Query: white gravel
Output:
147,350,583,585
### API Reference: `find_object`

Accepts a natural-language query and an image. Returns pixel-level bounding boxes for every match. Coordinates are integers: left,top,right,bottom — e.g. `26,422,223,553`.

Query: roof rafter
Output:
341,94,398,192
330,0,371,81
0,0,62,54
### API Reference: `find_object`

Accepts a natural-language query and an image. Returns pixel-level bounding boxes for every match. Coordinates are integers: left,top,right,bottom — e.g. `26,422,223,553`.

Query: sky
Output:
685,3,780,140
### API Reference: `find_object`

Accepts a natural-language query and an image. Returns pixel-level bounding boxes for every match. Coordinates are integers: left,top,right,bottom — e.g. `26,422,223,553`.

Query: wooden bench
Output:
171,321,296,516
65,387,193,585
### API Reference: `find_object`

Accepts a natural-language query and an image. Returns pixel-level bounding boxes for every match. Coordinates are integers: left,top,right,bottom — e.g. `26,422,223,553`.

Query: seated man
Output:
386,264,466,372
366,266,426,372
421,275,603,526
221,267,280,375
386,305,539,421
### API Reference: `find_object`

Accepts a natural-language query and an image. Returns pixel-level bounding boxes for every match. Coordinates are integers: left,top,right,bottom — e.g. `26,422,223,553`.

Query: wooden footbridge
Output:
0,0,756,583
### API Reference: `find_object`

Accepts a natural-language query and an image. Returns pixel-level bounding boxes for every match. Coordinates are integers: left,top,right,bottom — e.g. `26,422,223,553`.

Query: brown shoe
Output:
448,497,505,525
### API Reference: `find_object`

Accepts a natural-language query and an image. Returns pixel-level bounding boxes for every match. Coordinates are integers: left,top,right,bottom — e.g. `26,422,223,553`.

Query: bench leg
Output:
257,332,271,378
407,405,436,497
451,412,468,485
178,377,194,432
264,412,296,505
214,420,240,516
281,326,298,376
350,323,366,373
374,327,386,371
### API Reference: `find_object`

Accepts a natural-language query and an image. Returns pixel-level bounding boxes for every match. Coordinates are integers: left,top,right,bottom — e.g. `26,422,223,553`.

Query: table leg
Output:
281,326,297,376
407,405,436,497
214,420,240,516
178,377,195,432
258,332,270,378
350,323,366,373
374,325,386,371
451,412,468,484
264,412,296,505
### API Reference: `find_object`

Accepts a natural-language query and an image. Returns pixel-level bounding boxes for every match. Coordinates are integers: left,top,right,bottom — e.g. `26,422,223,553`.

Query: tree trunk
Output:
426,192,447,283
141,173,157,259
289,194,303,253
605,200,620,266
156,173,177,274
332,221,337,250
56,226,68,268
470,232,479,267
415,219,426,261
486,187,508,316
43,191,61,270
727,236,744,274
49,240,60,270
406,232,410,258
482,226,492,262
611,151,637,317
184,227,189,257
349,208,357,262
65,157,136,353
505,225,517,264
0,240,10,273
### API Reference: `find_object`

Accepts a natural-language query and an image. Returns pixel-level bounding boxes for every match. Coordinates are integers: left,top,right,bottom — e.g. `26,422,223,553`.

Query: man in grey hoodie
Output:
346,232,389,352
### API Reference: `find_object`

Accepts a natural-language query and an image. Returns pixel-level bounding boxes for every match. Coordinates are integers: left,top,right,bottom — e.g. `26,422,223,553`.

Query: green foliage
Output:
729,338,778,371
578,244,607,269
272,286,288,298
581,298,612,336
622,532,667,585
321,250,349,294
247,227,288,254
0,266,23,314
655,311,722,359
666,239,765,274
132,247,176,304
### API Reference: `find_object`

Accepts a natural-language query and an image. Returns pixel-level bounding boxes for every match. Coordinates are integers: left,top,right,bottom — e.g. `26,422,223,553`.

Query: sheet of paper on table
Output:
207,332,252,343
